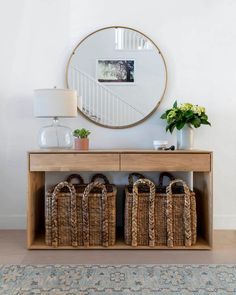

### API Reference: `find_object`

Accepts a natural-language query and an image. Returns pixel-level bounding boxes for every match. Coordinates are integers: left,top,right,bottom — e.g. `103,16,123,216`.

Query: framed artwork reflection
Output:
96,59,135,84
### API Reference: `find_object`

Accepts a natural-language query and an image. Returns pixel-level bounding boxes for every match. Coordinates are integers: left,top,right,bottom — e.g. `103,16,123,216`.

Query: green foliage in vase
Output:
73,128,91,138
160,101,211,133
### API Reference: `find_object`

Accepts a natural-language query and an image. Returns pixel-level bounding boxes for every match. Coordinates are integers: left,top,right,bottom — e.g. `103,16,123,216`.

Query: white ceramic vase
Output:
177,125,194,150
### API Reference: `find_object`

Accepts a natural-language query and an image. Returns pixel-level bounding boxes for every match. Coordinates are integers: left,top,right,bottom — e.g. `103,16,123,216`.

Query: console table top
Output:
28,149,212,154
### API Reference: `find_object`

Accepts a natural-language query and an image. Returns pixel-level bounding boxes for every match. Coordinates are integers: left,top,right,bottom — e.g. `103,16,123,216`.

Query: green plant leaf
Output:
200,114,208,121
185,110,194,118
192,116,201,128
176,121,185,130
73,128,91,138
173,100,178,108
160,113,167,119
201,120,211,126
169,124,176,133
166,122,176,133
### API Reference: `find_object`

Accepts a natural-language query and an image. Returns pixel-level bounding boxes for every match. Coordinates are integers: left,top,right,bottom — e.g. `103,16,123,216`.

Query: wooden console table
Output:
27,149,213,250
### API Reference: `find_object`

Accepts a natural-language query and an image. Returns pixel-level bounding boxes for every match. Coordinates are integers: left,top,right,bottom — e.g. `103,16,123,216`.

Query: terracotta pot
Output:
74,138,89,150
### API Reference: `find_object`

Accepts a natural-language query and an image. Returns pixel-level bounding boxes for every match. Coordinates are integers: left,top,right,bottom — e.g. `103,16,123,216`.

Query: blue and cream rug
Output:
0,264,236,294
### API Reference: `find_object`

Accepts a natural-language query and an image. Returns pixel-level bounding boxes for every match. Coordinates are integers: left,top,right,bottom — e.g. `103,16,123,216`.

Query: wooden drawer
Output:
121,153,211,172
30,153,120,171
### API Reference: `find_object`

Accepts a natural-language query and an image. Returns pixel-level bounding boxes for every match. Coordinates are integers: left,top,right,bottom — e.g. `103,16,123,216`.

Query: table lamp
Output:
34,88,77,148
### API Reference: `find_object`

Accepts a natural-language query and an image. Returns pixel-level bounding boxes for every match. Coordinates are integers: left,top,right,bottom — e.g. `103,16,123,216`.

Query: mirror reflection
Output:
67,27,167,128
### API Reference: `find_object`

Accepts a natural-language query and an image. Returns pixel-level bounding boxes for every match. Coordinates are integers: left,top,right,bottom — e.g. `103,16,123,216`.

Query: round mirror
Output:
66,26,167,128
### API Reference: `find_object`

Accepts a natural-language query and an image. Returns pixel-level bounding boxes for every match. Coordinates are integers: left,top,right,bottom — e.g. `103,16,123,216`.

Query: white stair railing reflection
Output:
115,28,154,50
70,66,144,126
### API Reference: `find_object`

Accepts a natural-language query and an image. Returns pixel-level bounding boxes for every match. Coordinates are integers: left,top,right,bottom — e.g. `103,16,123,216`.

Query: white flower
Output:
167,109,177,120
180,103,193,112
191,105,205,116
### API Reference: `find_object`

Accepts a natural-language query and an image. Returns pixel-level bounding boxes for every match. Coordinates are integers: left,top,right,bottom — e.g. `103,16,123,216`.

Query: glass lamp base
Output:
38,118,73,149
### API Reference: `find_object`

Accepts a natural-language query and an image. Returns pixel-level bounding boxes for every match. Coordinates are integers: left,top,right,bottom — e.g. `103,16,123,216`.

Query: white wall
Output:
0,0,235,229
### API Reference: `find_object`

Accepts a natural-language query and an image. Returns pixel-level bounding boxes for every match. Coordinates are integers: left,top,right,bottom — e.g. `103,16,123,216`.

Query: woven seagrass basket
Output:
45,173,117,247
84,174,117,247
124,173,197,247
45,181,78,247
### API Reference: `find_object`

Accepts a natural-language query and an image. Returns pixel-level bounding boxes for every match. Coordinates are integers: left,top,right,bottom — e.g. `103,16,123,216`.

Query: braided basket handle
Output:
132,178,156,247
158,172,175,186
82,182,108,247
166,179,192,247
128,173,145,186
91,173,110,184
51,181,77,247
66,174,84,185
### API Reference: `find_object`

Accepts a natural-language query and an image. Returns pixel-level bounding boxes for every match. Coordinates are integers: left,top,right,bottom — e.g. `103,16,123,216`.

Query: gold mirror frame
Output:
66,26,167,129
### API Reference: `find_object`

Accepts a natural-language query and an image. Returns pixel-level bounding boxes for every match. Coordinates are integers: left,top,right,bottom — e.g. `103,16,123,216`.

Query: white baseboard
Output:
214,215,236,229
0,214,235,230
0,215,26,229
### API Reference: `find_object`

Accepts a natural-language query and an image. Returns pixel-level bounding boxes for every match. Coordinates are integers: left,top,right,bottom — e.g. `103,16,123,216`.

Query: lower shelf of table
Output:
28,234,211,250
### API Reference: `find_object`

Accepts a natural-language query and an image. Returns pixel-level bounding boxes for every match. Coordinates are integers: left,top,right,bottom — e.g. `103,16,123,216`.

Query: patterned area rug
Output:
0,264,236,294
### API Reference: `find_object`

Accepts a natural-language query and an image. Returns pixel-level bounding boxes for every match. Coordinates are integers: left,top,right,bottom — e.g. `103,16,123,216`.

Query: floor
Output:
0,230,236,264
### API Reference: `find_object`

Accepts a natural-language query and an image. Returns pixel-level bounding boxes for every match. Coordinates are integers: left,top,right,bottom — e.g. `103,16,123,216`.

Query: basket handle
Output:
158,172,175,186
166,179,192,247
66,174,84,185
82,182,108,247
132,178,156,247
90,173,110,184
128,173,145,186
51,181,78,247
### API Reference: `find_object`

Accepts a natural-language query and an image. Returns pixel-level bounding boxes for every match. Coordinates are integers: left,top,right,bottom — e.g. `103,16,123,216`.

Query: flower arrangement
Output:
160,101,211,133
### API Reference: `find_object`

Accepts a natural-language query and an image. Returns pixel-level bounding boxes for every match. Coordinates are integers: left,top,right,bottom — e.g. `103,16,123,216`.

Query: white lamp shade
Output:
34,88,77,117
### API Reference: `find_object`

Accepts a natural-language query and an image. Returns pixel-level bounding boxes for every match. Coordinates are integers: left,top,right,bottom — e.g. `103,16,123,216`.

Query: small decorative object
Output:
34,88,77,149
73,128,91,150
164,145,175,151
153,140,168,150
161,101,211,149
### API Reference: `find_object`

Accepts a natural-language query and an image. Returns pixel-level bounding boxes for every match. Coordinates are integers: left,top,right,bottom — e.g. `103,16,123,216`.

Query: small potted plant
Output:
160,101,211,149
73,128,91,150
